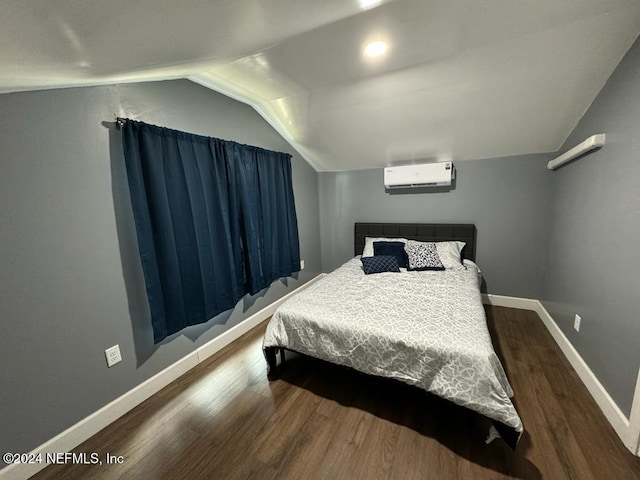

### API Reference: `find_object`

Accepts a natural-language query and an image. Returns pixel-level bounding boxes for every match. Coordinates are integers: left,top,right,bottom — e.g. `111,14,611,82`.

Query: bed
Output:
263,223,522,447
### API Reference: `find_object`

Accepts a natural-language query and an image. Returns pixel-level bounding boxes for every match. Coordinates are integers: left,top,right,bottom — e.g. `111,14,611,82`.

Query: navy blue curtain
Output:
121,120,300,343
226,143,300,294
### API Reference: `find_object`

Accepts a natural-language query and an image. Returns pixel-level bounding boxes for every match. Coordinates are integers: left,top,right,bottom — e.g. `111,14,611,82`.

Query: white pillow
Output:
400,240,466,270
361,237,408,257
435,241,466,270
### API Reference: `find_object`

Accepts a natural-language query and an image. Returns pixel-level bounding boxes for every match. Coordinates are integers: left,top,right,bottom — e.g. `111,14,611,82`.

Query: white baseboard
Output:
482,294,639,455
0,274,325,480
631,370,640,455
533,302,635,450
481,293,539,311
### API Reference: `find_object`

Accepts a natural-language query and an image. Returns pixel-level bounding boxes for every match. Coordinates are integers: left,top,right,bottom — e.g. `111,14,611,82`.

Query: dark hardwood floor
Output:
32,306,640,479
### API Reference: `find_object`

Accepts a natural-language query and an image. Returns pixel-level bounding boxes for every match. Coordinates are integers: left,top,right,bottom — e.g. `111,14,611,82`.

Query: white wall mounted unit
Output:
547,134,606,170
384,162,455,189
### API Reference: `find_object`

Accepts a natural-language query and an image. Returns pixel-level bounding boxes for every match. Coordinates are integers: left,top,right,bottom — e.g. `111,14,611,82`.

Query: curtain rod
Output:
115,117,128,129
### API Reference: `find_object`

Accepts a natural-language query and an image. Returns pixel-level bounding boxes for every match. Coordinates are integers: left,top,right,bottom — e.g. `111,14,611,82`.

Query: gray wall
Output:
319,154,554,298
541,37,640,417
0,80,320,460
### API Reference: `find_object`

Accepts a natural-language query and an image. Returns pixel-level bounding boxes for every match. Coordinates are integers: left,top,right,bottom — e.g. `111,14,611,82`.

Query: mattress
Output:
263,257,523,440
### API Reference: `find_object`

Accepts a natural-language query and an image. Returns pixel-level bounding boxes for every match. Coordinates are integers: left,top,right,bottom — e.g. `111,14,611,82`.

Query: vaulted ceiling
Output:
2,0,640,171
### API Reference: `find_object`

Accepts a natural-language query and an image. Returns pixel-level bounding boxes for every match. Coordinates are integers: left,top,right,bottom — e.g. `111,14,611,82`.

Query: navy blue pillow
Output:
361,255,400,275
373,241,408,268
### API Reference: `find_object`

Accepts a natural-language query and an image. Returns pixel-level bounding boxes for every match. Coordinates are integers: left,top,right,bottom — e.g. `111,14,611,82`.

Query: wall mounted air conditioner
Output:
384,162,455,189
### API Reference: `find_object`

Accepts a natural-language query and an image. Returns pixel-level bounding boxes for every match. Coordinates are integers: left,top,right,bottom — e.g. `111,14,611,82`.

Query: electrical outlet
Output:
300,260,305,270
105,345,122,367
574,314,581,332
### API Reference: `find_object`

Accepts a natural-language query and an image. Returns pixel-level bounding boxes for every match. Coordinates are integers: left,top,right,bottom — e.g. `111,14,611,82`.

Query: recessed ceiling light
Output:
358,0,382,9
364,41,388,58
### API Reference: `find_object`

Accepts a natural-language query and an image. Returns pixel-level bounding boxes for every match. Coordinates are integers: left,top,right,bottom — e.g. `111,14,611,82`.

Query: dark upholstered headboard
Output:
354,223,477,262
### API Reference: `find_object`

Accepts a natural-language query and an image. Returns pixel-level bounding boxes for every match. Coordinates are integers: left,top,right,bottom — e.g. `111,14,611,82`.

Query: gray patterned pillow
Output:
404,241,445,271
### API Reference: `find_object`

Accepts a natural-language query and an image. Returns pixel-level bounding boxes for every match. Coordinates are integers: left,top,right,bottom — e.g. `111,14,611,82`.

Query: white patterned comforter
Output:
263,257,523,433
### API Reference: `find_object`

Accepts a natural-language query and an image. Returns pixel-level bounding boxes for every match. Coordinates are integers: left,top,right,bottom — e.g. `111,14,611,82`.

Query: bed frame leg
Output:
265,347,286,379
265,347,277,372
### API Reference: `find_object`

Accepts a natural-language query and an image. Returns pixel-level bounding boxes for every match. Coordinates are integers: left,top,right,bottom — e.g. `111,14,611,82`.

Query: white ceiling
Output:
2,0,640,171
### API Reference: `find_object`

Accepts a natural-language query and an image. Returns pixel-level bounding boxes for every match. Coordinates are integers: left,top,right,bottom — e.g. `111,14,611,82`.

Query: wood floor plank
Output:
310,392,380,479
252,384,323,468
390,406,458,480
173,400,279,478
274,411,341,480
518,310,640,480
30,307,640,480
487,306,636,480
